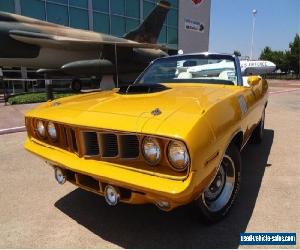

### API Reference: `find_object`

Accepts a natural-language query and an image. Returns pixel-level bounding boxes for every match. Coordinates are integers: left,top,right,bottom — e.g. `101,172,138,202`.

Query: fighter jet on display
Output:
0,0,173,90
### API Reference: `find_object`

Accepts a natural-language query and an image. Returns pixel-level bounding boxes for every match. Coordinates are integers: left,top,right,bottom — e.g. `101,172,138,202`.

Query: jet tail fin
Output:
123,0,171,44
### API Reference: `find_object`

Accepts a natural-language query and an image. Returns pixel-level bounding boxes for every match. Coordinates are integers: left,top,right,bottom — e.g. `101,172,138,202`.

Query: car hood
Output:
27,84,238,138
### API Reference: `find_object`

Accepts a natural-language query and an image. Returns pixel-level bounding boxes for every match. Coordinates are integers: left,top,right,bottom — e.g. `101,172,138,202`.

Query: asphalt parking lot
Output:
0,82,299,248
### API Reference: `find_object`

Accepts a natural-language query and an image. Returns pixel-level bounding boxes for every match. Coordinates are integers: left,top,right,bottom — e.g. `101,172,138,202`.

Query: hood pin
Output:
151,108,162,116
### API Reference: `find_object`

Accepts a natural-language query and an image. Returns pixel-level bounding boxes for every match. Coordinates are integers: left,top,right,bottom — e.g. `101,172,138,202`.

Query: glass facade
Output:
0,0,15,13
0,0,178,48
47,2,68,25
69,7,89,29
21,0,46,20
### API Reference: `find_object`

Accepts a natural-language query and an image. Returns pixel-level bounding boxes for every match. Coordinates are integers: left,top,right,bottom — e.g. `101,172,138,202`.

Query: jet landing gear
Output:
70,79,82,92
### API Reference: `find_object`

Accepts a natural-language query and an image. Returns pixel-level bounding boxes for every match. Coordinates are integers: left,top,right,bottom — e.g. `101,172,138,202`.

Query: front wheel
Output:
195,144,241,223
251,109,265,144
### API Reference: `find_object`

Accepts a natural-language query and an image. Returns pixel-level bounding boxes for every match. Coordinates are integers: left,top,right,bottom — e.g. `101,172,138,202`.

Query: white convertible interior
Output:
176,67,239,85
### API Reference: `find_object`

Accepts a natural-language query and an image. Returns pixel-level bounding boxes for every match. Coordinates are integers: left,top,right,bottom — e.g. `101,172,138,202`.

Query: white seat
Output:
219,70,238,85
177,72,192,79
219,71,230,81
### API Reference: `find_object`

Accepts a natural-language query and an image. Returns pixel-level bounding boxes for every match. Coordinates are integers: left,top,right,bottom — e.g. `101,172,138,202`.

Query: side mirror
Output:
247,76,261,86
0,68,3,80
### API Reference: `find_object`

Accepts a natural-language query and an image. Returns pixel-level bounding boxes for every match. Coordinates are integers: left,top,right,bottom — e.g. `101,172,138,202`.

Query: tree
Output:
260,47,289,72
288,34,300,75
259,34,300,75
233,50,241,57
259,46,272,60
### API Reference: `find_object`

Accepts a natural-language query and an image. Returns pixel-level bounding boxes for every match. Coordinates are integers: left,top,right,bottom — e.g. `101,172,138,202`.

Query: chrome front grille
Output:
100,133,118,157
119,135,139,158
70,129,78,152
82,132,99,156
82,131,140,159
29,118,140,160
27,118,189,178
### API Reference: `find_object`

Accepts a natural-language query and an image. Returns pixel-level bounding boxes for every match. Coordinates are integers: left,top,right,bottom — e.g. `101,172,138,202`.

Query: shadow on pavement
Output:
55,129,274,248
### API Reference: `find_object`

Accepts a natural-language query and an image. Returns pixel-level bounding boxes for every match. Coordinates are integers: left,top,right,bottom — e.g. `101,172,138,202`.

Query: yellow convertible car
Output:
24,53,268,222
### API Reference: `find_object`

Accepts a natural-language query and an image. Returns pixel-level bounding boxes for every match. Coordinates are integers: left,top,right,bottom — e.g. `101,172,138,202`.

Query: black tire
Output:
251,109,265,144
71,79,82,92
195,143,241,223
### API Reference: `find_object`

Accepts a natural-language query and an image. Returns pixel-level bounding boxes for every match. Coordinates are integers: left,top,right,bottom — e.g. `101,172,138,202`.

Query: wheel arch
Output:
230,131,244,151
204,129,243,194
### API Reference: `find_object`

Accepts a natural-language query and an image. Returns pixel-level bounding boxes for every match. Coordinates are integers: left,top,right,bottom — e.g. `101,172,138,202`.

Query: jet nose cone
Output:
266,61,276,67
266,61,276,72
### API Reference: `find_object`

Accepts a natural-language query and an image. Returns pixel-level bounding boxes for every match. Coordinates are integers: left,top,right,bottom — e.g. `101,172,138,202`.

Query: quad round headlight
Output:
168,141,189,172
36,120,45,137
142,137,161,165
47,122,57,140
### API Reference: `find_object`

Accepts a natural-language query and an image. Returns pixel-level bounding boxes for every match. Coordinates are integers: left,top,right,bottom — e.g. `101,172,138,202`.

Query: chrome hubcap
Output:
204,166,225,200
202,155,236,212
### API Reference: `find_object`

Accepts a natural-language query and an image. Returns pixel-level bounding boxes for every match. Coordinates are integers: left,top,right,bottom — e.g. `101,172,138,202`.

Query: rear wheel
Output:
71,79,82,92
195,144,241,223
251,109,265,144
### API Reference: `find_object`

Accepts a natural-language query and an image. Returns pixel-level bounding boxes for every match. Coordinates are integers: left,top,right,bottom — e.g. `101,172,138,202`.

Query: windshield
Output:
135,54,238,85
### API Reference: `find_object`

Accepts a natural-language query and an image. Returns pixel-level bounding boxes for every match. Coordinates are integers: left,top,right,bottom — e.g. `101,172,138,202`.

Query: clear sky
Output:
209,0,300,59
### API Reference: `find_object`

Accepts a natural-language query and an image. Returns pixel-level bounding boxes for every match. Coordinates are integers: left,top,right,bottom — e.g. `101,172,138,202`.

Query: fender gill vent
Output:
118,84,170,94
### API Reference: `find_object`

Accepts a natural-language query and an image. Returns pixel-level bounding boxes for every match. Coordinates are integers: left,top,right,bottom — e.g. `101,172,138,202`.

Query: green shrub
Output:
8,92,78,105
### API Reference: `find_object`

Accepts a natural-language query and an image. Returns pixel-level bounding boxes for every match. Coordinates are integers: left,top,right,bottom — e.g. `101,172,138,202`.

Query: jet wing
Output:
9,30,167,50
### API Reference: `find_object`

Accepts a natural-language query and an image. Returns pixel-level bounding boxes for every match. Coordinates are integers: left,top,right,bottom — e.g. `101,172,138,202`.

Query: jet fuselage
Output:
0,13,166,70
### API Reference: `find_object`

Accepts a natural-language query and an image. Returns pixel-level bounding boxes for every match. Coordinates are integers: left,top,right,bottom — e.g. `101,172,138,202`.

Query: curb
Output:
0,126,26,135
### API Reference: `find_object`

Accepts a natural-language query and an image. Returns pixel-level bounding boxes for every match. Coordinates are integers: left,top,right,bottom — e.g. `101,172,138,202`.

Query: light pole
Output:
250,9,257,60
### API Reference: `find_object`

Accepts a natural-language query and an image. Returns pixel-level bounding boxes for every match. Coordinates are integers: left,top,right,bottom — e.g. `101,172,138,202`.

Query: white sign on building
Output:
178,0,211,53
